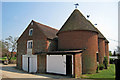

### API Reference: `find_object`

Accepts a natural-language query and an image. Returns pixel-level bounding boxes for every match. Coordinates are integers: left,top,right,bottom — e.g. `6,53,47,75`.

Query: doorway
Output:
28,57,30,72
66,55,72,76
22,55,37,73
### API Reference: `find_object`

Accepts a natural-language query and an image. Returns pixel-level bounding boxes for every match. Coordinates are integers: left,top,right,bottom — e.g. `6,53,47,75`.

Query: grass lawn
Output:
0,57,16,61
0,57,7,60
11,57,16,60
81,64,115,80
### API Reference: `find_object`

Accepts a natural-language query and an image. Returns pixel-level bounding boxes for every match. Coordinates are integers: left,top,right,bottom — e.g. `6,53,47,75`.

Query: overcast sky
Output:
2,1,119,52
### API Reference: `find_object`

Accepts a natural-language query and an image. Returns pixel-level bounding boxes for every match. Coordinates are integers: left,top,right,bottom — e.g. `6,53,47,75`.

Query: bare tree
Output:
3,36,18,63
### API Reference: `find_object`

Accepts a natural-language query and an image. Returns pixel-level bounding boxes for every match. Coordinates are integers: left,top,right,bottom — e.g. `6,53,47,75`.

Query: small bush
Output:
99,64,105,70
103,56,108,69
10,60,16,64
96,65,99,73
96,62,99,73
110,58,115,64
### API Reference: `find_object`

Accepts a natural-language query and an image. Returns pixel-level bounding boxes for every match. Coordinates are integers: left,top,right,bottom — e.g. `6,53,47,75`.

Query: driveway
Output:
0,63,70,79
0,63,94,80
0,64,70,79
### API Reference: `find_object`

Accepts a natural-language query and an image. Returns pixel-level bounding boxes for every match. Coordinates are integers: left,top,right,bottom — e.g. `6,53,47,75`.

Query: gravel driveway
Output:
0,63,70,80
0,63,94,80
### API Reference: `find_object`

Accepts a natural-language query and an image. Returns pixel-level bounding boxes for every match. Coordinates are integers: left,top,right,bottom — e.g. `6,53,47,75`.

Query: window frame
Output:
27,40,33,49
29,28,33,36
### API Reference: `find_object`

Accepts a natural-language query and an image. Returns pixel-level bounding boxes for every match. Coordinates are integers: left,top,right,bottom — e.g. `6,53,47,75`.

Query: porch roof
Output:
35,50,82,55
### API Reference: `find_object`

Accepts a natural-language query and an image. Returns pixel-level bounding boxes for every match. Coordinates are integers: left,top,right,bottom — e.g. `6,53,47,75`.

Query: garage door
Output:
22,55,37,73
47,55,66,75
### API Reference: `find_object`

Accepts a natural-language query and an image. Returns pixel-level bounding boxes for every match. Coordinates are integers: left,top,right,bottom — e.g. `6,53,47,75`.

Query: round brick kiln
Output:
105,39,109,64
58,31,98,74
98,38,105,64
94,27,106,65
57,9,98,74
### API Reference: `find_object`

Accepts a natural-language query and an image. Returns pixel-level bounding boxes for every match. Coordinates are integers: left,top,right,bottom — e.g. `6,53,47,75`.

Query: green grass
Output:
81,64,115,80
0,57,7,60
0,57,16,60
11,57,16,60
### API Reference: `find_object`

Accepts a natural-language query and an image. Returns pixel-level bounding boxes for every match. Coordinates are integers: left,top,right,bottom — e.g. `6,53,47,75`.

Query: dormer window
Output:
29,29,33,36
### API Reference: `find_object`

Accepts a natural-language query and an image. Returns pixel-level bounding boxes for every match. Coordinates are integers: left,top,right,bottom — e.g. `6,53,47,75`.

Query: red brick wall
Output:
17,21,47,71
38,55,46,73
48,39,58,51
105,42,109,64
98,39,105,64
74,53,82,78
58,30,98,74
21,55,22,69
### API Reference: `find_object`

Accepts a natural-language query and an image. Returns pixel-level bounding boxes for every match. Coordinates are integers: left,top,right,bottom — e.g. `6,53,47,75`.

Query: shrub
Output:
99,64,105,70
103,56,108,69
10,60,16,64
110,58,115,64
96,63,99,73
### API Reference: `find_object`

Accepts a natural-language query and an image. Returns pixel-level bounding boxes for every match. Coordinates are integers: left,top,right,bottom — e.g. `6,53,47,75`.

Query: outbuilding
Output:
17,9,109,78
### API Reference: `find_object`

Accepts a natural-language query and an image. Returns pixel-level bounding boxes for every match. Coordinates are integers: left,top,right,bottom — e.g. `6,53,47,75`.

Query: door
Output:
27,40,33,55
22,55,37,73
66,55,72,76
47,55,66,75
29,56,37,73
22,55,28,72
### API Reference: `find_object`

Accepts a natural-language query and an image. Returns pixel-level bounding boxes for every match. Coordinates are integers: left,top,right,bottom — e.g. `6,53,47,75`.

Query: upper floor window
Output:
29,29,33,36
27,40,33,49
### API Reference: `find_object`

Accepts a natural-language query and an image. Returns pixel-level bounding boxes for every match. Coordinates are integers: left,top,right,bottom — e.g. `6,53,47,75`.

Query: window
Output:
27,40,33,49
96,52,99,62
29,29,33,36
31,22,33,25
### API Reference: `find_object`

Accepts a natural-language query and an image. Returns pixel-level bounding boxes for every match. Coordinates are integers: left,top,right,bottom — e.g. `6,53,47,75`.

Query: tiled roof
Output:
57,9,98,35
105,39,109,43
35,50,83,55
33,20,58,39
88,20,109,43
87,20,105,39
95,27,106,39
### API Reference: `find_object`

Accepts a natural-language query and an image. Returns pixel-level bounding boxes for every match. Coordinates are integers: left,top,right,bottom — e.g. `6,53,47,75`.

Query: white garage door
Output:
47,55,66,75
29,57,37,72
22,55,28,72
22,55,37,73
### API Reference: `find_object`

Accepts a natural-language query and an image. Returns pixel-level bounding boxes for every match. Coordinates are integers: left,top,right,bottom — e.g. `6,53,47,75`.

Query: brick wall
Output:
37,55,46,73
17,21,47,72
98,39,105,64
58,30,98,74
48,38,58,51
17,41,26,69
74,53,82,78
105,42,109,64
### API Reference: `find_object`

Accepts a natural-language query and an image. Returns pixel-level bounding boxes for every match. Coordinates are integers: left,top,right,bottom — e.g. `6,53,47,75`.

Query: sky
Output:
2,1,119,52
